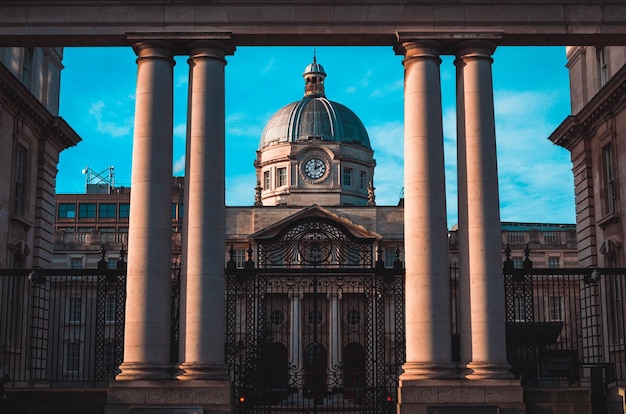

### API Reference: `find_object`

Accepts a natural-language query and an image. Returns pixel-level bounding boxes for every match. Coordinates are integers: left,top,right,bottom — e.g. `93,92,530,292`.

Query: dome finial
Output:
303,51,326,98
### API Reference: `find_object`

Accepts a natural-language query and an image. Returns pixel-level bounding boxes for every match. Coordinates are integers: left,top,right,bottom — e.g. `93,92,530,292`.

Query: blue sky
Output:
56,46,575,227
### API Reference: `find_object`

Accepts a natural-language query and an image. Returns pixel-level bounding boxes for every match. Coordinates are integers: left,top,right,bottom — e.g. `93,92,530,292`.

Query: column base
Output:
400,362,459,380
398,378,524,414
116,362,174,381
176,363,230,380
106,379,232,414
465,362,514,380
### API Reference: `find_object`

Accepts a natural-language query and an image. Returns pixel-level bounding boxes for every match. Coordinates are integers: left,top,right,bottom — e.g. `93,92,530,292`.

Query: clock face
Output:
304,158,326,180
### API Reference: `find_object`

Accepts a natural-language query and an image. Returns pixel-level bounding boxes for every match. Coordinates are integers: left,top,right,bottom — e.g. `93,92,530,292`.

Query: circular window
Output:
347,309,361,325
308,309,323,325
270,309,284,325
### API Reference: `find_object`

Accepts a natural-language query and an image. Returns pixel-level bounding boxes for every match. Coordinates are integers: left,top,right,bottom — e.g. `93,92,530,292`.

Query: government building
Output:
2,2,626,414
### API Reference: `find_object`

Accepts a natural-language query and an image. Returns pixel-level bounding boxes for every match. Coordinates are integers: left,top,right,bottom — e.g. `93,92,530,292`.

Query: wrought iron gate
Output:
225,216,404,413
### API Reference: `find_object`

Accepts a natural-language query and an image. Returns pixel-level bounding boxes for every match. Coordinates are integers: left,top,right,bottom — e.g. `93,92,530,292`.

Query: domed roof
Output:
259,58,371,150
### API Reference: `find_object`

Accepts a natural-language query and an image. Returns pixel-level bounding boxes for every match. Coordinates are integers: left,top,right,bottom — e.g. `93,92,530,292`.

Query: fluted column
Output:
399,41,455,380
118,41,175,380
177,41,234,380
455,41,511,379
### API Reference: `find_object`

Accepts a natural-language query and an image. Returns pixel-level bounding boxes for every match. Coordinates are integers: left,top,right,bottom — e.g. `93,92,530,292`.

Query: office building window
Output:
70,257,83,269
66,342,80,373
14,144,28,215
596,47,608,87
513,257,523,269
603,144,617,214
549,296,563,321
58,203,76,219
277,167,287,187
67,297,82,324
343,167,352,186
359,171,366,189
264,170,271,190
118,203,130,218
548,257,560,269
234,248,246,269
99,203,116,218
78,203,96,219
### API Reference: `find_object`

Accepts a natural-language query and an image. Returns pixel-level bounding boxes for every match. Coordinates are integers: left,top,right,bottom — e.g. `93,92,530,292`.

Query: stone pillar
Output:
455,41,512,379
398,41,455,380
117,41,175,380
177,41,234,380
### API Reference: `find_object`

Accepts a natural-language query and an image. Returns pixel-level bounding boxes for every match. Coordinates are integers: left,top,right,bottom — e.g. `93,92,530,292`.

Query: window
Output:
548,257,560,269
603,144,617,214
343,167,352,186
514,295,526,322
264,170,271,190
70,257,83,269
308,310,322,325
513,257,523,269
66,342,80,374
596,47,608,87
14,144,27,215
234,248,246,269
99,203,116,218
58,203,76,219
171,203,177,219
105,296,116,324
107,258,117,269
78,203,96,219
21,48,33,88
347,309,361,325
270,309,284,326
277,167,287,187
359,171,367,190
67,297,82,324
103,341,115,371
549,296,563,321
118,203,130,219
179,203,184,219
384,248,396,268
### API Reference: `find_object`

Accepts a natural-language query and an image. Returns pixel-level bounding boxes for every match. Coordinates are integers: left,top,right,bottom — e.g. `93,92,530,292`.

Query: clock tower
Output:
254,57,376,206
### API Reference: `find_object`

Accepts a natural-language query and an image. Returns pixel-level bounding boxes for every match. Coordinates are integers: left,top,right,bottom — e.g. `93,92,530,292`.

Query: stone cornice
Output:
0,64,81,151
1,2,626,47
549,65,626,150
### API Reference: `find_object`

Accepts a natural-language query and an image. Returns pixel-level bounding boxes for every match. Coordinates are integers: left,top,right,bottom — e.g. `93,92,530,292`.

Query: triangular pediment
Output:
250,204,381,242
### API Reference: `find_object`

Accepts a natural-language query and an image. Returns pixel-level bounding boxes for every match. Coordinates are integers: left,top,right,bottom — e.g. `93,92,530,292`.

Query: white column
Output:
455,41,512,379
118,41,175,380
328,293,341,382
399,41,455,380
289,293,302,383
177,41,233,380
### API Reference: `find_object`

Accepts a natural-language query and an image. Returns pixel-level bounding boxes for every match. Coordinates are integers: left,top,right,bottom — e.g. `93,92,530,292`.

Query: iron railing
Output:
0,269,126,387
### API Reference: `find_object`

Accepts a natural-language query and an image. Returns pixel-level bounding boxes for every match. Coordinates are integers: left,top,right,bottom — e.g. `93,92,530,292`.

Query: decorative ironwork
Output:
227,217,404,413
256,218,374,268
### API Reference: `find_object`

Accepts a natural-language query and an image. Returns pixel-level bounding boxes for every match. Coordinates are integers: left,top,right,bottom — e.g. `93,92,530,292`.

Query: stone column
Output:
399,41,455,380
177,41,234,380
455,41,511,379
117,41,175,380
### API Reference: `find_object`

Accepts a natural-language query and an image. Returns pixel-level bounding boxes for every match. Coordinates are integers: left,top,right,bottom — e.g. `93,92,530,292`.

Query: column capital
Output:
131,40,176,61
186,39,236,60
395,39,443,60
453,39,498,61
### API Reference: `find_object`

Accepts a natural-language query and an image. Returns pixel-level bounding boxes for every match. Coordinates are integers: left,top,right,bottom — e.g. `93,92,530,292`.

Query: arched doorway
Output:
304,342,327,401
343,342,365,400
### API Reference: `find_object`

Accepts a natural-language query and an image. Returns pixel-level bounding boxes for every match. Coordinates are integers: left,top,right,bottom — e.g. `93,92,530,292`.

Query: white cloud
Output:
88,100,133,138
173,154,186,175
226,173,257,206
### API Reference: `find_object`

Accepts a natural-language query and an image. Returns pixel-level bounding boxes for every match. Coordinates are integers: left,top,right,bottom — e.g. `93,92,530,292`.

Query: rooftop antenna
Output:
82,165,115,194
